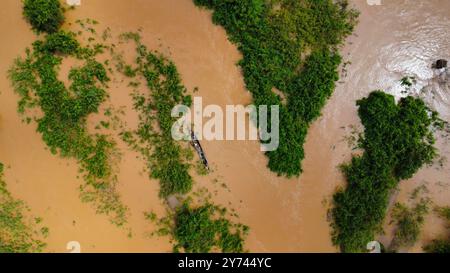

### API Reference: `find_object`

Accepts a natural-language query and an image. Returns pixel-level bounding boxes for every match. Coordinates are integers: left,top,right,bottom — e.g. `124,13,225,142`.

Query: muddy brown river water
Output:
0,0,449,252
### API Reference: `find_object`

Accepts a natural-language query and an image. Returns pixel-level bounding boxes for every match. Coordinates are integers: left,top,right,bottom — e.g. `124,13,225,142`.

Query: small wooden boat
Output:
190,131,209,170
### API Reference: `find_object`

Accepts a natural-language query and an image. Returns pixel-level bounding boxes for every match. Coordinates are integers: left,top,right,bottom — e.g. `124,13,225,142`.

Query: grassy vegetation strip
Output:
115,33,248,252
118,33,193,198
0,163,47,253
194,0,358,177
331,91,441,252
9,5,127,226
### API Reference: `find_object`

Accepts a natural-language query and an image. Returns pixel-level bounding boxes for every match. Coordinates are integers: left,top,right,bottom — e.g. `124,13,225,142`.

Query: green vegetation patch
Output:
23,0,65,34
113,33,248,252
436,206,450,221
148,201,248,253
389,198,429,251
117,33,193,198
194,0,358,176
424,206,450,253
37,30,80,54
331,91,440,252
173,203,248,253
424,239,450,253
0,163,47,253
9,10,127,226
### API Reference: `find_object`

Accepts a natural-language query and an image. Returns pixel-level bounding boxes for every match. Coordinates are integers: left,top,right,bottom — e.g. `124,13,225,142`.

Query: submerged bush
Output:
331,91,439,252
23,0,64,34
194,0,358,176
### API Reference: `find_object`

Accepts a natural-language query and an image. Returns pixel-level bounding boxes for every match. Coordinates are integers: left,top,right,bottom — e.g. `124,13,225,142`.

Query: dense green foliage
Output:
9,18,127,226
118,33,193,198
194,0,358,176
173,203,248,253
37,30,80,54
23,0,64,34
0,163,47,253
332,91,439,252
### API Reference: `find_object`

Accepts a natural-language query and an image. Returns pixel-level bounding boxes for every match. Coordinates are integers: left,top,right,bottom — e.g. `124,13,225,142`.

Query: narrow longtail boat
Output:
190,131,209,170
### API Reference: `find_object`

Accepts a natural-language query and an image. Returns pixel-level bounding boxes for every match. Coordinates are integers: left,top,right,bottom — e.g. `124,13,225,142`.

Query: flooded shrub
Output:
194,0,358,177
23,0,64,34
331,91,440,252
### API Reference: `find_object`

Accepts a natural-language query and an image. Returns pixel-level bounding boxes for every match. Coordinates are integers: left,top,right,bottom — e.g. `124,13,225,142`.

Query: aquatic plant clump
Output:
331,91,440,252
390,199,429,250
423,206,450,253
149,201,248,253
9,27,128,226
173,203,248,253
23,0,65,34
194,0,358,177
0,163,47,253
118,33,193,198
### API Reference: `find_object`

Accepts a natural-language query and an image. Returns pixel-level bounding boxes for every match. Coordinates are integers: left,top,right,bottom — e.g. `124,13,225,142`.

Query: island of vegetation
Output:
193,0,358,176
331,91,442,252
